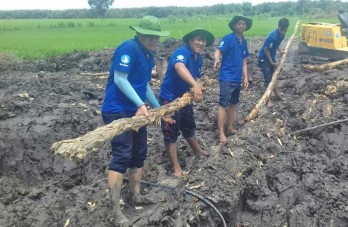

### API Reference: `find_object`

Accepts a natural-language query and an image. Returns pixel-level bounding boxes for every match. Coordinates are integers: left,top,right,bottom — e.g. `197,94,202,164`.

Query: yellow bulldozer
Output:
298,9,348,60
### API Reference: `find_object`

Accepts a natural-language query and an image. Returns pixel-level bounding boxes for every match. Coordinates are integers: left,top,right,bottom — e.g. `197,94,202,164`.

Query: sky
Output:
0,0,297,10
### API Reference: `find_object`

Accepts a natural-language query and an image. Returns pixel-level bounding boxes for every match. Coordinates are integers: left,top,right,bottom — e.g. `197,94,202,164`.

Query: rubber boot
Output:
109,186,130,227
129,192,158,205
127,167,158,205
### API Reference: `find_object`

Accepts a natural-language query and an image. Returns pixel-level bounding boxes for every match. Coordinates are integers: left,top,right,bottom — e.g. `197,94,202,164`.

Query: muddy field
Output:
0,38,347,227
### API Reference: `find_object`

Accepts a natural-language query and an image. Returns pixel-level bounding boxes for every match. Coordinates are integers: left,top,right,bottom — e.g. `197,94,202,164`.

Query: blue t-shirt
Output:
160,45,203,101
258,29,285,63
218,32,249,83
101,38,155,113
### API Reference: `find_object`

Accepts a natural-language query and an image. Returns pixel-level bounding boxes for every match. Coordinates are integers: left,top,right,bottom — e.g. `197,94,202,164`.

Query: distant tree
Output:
88,0,114,19
296,0,310,16
242,2,254,16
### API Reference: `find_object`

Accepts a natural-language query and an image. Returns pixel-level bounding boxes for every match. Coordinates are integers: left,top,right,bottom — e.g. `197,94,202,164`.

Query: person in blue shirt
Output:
160,28,214,178
101,16,169,226
258,18,289,106
213,15,252,143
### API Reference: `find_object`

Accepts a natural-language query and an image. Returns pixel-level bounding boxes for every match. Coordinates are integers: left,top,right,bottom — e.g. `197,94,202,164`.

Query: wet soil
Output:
0,38,347,227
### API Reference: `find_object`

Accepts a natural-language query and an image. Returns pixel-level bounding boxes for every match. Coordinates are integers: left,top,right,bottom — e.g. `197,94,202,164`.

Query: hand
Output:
243,77,249,90
213,60,221,71
192,84,203,102
279,50,286,56
162,115,176,124
135,105,148,117
272,62,279,70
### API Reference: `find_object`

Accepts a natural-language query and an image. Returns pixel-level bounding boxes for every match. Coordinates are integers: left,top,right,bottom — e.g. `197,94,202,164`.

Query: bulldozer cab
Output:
338,9,348,35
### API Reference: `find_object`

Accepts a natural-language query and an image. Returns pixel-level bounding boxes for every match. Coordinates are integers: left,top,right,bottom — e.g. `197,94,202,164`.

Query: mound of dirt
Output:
0,38,347,227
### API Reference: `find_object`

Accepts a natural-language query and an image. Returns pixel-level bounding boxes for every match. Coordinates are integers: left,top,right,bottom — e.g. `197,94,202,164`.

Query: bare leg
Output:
267,98,272,107
128,167,142,195
108,170,129,226
273,83,283,100
226,105,237,134
128,168,156,205
217,106,227,143
186,136,209,156
166,143,183,178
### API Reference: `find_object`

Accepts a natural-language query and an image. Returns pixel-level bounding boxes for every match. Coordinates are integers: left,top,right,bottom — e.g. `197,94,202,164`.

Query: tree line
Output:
0,0,347,20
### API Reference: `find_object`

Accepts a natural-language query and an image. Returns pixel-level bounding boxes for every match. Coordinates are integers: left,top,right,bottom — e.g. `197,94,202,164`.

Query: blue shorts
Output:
219,81,241,107
159,97,196,144
259,60,274,87
102,112,147,174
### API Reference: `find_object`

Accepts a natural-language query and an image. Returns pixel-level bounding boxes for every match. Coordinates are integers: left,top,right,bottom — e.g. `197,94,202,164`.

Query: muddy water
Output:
0,39,347,227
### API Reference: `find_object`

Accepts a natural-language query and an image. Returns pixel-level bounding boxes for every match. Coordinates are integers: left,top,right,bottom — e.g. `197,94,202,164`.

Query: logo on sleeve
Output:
219,41,224,48
176,55,185,61
120,55,130,66
269,42,274,48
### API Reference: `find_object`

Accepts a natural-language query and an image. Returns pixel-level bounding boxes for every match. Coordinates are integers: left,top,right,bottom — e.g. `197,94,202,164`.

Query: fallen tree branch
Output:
51,77,215,160
51,93,192,160
289,118,348,135
244,20,300,122
303,58,348,72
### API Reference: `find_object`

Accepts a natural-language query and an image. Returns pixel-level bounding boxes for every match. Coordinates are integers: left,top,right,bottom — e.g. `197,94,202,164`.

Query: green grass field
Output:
0,16,338,59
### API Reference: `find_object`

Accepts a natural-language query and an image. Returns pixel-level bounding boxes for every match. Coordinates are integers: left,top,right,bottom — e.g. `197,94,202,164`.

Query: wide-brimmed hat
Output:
129,16,170,37
182,28,215,47
228,15,252,31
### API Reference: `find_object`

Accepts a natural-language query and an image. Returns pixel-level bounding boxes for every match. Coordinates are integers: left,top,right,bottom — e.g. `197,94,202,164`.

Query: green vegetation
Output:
0,16,339,59
0,1,347,19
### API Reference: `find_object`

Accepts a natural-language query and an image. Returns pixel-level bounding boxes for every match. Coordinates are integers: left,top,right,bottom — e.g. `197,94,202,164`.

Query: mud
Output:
0,38,347,227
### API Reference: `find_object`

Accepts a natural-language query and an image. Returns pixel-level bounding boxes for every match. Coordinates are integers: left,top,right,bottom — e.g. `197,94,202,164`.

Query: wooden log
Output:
51,93,192,160
244,20,300,122
302,58,348,72
51,77,214,160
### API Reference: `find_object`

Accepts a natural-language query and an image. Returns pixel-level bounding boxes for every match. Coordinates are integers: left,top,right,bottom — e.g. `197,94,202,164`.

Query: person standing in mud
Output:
159,28,214,178
101,16,169,226
258,18,289,106
213,15,252,143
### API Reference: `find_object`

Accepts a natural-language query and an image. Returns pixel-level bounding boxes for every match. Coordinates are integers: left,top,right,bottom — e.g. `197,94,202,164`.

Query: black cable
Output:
123,177,227,227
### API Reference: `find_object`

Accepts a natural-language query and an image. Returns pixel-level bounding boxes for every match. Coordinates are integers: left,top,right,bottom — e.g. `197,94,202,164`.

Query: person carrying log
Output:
213,15,252,143
100,16,169,227
258,18,289,106
159,28,214,178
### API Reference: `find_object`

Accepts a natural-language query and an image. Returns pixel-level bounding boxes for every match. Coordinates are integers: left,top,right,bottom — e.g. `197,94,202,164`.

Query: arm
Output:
277,47,285,56
145,83,160,108
264,47,278,68
242,59,249,89
114,70,148,116
174,62,202,102
213,49,222,71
